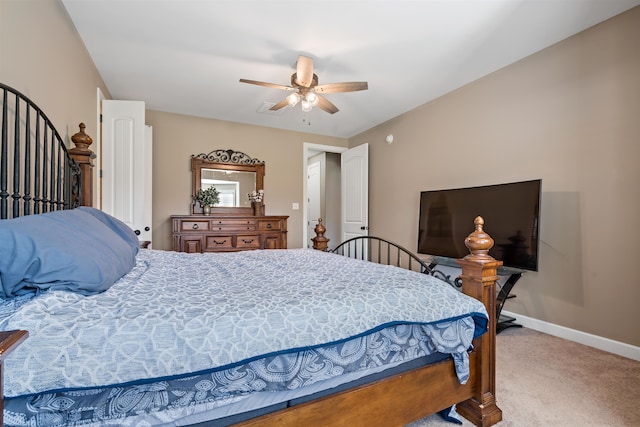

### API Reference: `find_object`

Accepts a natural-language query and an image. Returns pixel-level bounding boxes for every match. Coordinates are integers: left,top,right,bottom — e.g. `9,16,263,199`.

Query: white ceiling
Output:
62,0,640,139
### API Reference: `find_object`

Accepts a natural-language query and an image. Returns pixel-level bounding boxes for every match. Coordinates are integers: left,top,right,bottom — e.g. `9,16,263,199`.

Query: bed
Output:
0,83,502,427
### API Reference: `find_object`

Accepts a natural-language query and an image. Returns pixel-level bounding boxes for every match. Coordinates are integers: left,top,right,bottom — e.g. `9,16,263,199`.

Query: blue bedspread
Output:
0,249,488,400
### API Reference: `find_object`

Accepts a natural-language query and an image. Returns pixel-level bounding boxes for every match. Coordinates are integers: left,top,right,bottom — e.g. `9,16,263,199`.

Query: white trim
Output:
95,87,106,208
502,310,640,361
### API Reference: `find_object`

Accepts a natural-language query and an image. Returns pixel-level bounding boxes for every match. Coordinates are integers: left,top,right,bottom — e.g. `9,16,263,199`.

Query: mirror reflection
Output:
201,168,256,207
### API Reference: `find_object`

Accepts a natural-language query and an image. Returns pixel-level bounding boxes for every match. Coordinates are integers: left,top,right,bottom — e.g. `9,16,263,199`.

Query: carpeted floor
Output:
406,327,640,427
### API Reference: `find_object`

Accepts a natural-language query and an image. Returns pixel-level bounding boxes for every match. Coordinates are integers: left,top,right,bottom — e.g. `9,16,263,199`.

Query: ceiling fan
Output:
240,55,368,114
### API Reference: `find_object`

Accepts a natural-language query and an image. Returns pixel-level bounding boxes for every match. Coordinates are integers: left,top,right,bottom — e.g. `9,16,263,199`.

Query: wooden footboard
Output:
238,355,478,427
237,217,503,427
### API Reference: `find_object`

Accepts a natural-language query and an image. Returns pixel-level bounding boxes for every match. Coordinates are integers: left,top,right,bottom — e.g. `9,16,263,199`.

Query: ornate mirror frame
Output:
191,149,265,215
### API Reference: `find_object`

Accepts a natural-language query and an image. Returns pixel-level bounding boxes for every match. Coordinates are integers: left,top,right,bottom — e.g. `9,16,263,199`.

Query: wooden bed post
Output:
311,218,329,251
69,123,95,207
456,216,503,426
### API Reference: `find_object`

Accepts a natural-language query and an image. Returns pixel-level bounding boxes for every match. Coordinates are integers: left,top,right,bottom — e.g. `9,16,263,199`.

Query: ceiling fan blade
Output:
317,95,339,114
295,55,314,87
269,98,290,111
239,79,295,91
314,82,368,94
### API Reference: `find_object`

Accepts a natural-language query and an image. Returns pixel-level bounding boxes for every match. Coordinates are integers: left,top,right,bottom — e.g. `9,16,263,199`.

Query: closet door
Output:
101,100,152,244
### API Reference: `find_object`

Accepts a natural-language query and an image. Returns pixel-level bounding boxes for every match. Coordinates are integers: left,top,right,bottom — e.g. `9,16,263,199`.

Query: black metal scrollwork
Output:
430,269,463,289
69,161,82,209
1,83,82,218
192,149,264,165
330,236,463,289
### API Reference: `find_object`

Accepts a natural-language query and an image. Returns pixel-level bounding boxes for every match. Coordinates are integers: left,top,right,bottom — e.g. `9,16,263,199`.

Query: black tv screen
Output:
417,179,541,271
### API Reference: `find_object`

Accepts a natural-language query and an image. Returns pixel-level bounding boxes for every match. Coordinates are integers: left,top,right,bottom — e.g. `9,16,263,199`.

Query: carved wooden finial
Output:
312,218,330,251
463,216,495,261
71,123,93,150
67,123,95,207
314,218,326,237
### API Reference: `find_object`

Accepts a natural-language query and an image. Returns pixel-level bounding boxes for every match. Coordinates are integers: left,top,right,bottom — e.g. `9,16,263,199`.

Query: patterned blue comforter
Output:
0,248,488,424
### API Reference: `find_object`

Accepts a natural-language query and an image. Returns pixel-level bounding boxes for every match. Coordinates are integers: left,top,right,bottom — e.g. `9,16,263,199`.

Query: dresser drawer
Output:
235,235,261,249
211,219,256,231
180,220,210,232
257,219,281,231
204,235,234,250
172,215,288,253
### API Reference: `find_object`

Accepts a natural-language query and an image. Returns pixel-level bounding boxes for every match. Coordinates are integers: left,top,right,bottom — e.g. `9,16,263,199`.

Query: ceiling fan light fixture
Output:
306,92,319,107
301,99,312,112
286,92,300,107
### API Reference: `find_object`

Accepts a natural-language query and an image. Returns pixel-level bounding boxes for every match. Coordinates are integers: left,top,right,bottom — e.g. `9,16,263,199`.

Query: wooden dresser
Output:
172,214,288,253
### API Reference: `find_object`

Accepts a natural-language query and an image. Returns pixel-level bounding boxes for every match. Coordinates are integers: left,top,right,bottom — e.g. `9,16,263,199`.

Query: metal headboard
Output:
331,236,459,287
0,83,81,219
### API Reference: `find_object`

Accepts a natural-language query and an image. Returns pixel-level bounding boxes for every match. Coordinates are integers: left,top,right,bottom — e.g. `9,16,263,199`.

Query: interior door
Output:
101,100,152,243
341,143,369,241
307,160,321,246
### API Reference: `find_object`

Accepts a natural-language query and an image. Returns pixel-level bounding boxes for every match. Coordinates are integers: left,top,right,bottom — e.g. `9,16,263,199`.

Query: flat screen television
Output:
417,179,541,271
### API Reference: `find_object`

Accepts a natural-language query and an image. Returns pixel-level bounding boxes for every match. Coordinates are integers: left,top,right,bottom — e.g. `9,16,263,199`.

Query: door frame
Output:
95,87,106,209
306,160,322,245
302,143,348,248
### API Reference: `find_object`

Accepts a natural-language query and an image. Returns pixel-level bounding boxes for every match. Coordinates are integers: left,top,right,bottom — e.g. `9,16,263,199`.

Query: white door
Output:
101,100,152,243
307,161,321,246
341,143,369,241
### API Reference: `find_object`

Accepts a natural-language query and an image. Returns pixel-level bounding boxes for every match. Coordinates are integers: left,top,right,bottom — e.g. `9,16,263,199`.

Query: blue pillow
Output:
0,208,138,298
77,206,140,253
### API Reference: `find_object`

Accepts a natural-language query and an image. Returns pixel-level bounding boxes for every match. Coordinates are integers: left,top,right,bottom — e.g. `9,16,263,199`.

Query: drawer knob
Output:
192,223,199,230
266,223,272,229
214,239,227,245
242,239,254,244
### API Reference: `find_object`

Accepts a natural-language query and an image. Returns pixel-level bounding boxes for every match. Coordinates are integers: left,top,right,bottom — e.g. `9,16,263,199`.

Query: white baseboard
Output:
501,310,640,361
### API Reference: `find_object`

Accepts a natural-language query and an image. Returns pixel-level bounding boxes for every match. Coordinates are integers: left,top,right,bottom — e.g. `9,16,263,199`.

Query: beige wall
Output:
146,110,347,250
0,0,108,147
350,7,640,347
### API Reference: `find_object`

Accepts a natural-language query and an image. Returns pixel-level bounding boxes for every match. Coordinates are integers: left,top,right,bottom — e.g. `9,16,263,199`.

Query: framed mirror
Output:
191,149,265,215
